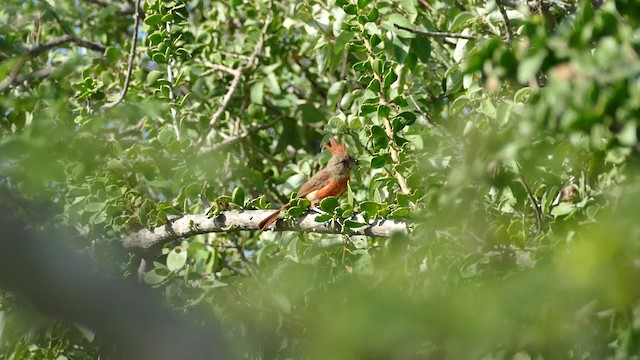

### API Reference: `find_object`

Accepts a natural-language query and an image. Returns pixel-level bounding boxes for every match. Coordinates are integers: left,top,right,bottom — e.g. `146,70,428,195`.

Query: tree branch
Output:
394,24,483,41
122,211,408,255
164,23,181,139
102,0,140,109
496,0,514,44
207,4,273,128
197,119,278,156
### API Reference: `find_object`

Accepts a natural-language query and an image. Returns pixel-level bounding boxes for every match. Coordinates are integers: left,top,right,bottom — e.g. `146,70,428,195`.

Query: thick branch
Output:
122,211,408,255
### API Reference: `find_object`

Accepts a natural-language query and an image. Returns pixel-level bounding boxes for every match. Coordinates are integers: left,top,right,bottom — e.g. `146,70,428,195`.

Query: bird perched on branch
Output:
259,138,356,230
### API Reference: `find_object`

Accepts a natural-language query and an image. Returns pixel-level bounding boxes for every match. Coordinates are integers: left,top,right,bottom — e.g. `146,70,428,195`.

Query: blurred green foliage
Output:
2,0,640,358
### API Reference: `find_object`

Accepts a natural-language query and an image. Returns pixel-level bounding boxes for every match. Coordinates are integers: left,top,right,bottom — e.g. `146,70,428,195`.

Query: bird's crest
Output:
324,138,348,155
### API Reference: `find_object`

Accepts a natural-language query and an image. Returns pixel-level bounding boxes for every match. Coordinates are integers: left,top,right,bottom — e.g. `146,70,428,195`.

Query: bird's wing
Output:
297,170,331,198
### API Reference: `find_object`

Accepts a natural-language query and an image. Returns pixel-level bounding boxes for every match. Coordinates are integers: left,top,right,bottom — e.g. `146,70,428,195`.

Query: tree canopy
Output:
2,0,640,358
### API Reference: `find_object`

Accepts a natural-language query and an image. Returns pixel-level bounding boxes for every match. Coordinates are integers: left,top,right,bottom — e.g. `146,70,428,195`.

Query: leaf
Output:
334,31,355,53
320,197,340,212
144,269,167,285
344,219,366,228
250,81,264,105
411,37,431,63
232,187,245,206
343,4,358,14
144,14,163,26
383,13,415,38
551,202,576,217
287,206,305,217
371,156,387,168
146,70,163,86
157,127,175,144
315,213,333,222
360,201,380,215
167,247,187,271
84,203,104,212
518,49,548,84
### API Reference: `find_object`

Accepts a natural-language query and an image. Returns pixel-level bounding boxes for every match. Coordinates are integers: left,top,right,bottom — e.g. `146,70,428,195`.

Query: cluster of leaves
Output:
2,0,640,358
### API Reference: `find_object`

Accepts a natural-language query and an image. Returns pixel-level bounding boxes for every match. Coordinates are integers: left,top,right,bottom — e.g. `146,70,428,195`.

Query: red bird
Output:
259,138,356,230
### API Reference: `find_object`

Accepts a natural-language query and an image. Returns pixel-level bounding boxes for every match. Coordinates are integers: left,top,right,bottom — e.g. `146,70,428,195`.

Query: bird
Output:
258,138,356,230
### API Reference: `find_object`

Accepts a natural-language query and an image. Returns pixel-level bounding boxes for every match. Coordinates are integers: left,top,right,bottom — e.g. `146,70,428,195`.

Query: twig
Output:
496,0,514,44
122,211,409,255
360,28,413,198
408,94,433,125
394,24,483,41
199,61,239,77
516,164,542,235
229,234,260,280
47,9,107,52
102,0,140,109
197,119,278,156
208,3,273,127
382,118,413,196
165,23,181,139
217,50,251,61
0,56,28,93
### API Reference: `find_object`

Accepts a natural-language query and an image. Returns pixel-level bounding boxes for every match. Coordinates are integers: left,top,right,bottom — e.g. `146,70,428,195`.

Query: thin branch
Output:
197,119,278,156
359,28,413,198
217,50,252,61
0,56,28,93
382,118,413,196
83,0,144,20
394,24,483,41
48,9,107,53
165,23,181,139
516,164,542,235
102,0,140,109
199,61,240,77
122,211,409,255
496,0,514,45
207,4,273,128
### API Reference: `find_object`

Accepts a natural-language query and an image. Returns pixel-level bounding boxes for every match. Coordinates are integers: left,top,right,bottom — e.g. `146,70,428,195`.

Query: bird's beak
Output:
349,157,359,169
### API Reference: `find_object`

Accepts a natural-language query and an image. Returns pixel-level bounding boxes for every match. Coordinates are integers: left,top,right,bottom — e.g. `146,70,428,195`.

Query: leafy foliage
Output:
2,0,640,358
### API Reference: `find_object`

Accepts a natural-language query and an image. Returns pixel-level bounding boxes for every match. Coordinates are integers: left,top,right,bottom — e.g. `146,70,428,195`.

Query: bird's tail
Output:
258,203,290,230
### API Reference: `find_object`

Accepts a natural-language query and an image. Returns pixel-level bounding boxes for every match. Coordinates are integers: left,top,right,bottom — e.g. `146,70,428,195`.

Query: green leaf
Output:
371,156,387,168
232,187,245,206
287,206,305,217
320,197,340,212
360,201,380,215
335,31,355,53
551,202,576,217
344,219,366,228
517,49,548,84
389,207,410,219
315,213,333,222
144,268,167,285
146,70,163,86
157,127,175,144
344,4,358,14
167,247,188,271
250,81,264,105
383,13,415,38
367,8,379,22
144,14,163,26
84,202,104,212
411,37,431,63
